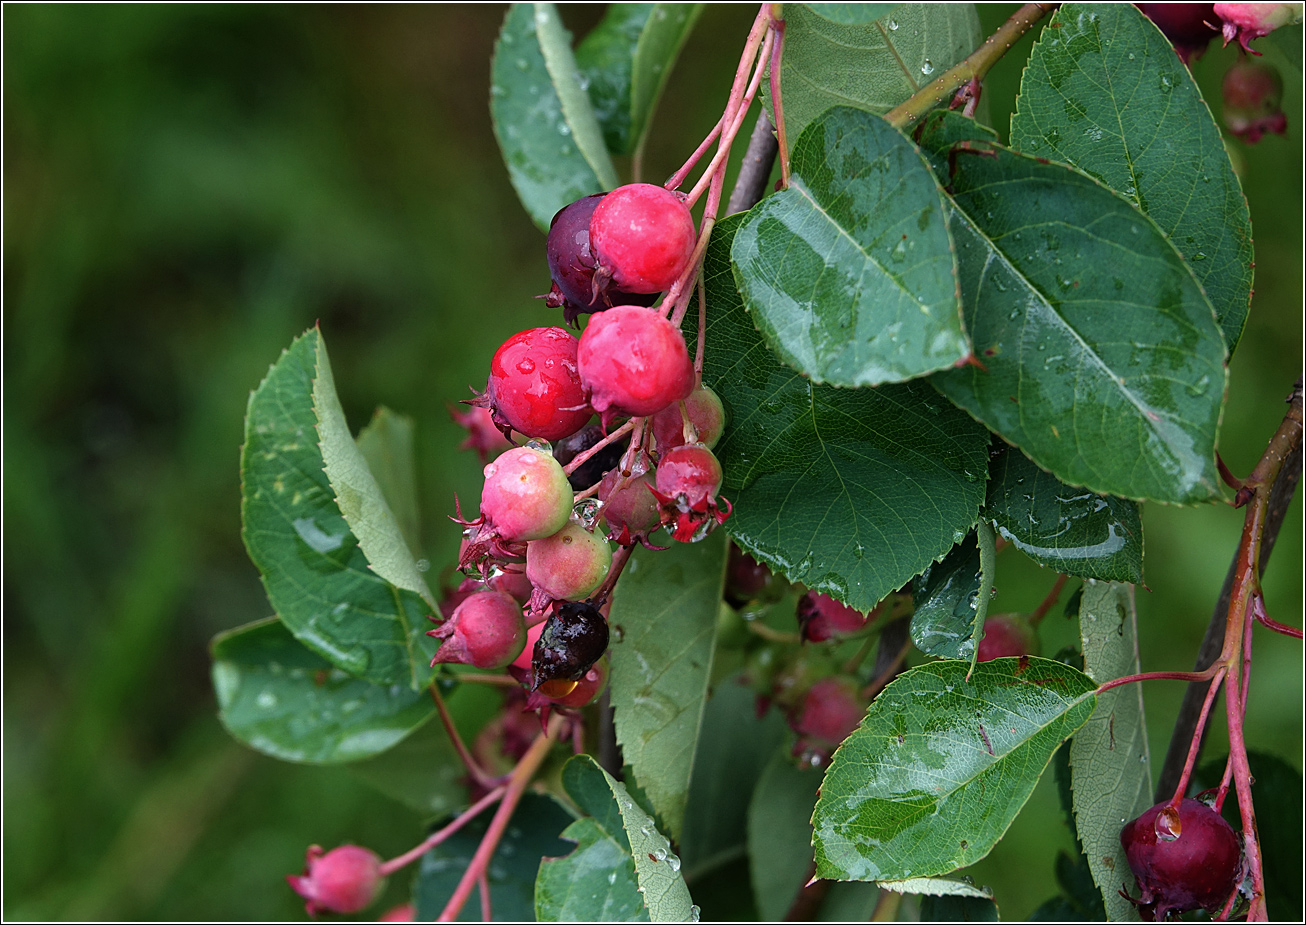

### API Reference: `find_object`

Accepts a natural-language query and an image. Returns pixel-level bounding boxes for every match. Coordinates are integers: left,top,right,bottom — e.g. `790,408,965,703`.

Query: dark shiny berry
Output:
1121,798,1242,920
531,601,610,689
553,423,628,491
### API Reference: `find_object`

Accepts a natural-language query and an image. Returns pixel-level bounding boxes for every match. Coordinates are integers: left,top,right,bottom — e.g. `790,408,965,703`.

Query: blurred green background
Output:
4,5,1300,920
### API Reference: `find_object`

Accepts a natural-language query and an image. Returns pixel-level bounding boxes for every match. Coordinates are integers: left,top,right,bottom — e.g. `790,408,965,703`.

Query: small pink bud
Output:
287,844,384,916
1214,2,1303,52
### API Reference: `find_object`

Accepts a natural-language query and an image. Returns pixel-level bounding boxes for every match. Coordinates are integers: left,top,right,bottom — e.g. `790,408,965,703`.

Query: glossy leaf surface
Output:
747,751,821,920
211,617,433,764
1069,582,1152,921
812,659,1097,881
731,107,966,386
1011,3,1253,350
705,214,989,614
804,4,898,26
773,3,981,148
491,3,618,231
922,134,1227,504
241,329,436,687
355,407,422,560
608,529,728,842
910,531,981,660
984,443,1142,582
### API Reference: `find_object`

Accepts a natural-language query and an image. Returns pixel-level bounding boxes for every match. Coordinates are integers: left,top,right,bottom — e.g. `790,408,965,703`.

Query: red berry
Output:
286,844,384,916
1121,798,1242,919
597,459,662,545
725,544,778,606
976,613,1040,662
1215,1,1300,53
428,590,526,669
1223,58,1288,143
655,443,723,507
525,521,613,605
486,327,592,442
1136,4,1219,61
788,676,867,765
651,384,727,453
379,904,416,922
590,183,697,294
797,592,870,643
512,621,545,672
544,194,657,324
577,305,695,420
480,447,574,542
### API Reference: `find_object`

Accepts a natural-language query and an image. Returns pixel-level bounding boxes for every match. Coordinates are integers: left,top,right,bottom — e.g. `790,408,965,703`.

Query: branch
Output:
726,110,779,215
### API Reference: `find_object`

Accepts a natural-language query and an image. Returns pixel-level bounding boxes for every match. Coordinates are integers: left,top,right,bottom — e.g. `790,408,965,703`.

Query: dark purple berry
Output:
1136,4,1219,61
1121,798,1242,920
544,193,656,325
531,601,610,690
553,423,628,491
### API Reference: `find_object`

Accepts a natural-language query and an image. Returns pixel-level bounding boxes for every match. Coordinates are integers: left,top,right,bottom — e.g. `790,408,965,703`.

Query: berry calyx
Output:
976,613,1040,662
286,844,385,917
428,590,527,669
531,600,610,690
1223,57,1288,143
651,443,732,542
484,327,591,442
1214,1,1302,53
651,384,727,453
589,183,697,294
543,193,658,325
1121,798,1242,920
478,447,574,543
796,592,870,643
577,305,695,421
525,521,613,611
1136,4,1220,61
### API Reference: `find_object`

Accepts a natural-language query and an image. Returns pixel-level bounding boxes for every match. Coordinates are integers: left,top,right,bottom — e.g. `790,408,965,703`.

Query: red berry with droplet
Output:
486,327,591,442
976,613,1040,662
526,521,612,603
1121,798,1242,920
797,592,870,643
655,443,723,507
651,384,727,453
429,590,526,669
578,305,695,420
286,844,385,916
590,183,697,294
544,194,658,324
598,459,662,544
480,446,574,542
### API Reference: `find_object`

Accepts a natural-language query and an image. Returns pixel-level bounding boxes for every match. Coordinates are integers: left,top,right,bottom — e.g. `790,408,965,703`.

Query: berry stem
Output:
562,420,635,476
446,672,520,687
1095,666,1221,695
436,714,565,922
430,684,500,792
1251,587,1303,637
478,871,492,921
745,622,800,644
377,783,507,876
1028,573,1068,626
1217,452,1244,491
885,3,1057,129
768,11,790,188
665,114,724,192
1167,664,1227,803
694,276,707,378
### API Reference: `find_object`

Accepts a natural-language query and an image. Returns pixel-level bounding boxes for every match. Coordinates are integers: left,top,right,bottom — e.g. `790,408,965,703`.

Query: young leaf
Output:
314,341,435,608
1011,3,1253,351
414,792,575,922
705,214,989,614
552,756,697,923
355,407,422,560
1069,582,1152,922
491,3,619,231
922,137,1227,505
747,750,822,920
211,617,433,764
731,107,967,386
812,658,1097,881
910,531,981,660
241,329,437,688
770,3,981,148
607,529,728,842
984,442,1142,583
577,4,702,156
804,4,898,26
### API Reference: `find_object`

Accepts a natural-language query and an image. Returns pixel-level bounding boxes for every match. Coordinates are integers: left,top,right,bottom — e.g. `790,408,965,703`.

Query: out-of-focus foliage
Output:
2,5,1300,921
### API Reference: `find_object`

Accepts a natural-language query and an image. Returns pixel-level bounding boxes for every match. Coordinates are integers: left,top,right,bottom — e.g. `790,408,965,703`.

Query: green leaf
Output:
921,134,1227,505
879,876,994,898
812,658,1097,881
681,678,788,878
1010,3,1253,351
984,442,1142,583
355,407,422,560
704,214,990,614
414,792,575,922
347,704,471,820
804,4,899,26
241,329,437,687
747,751,822,920
771,3,981,148
1069,582,1152,922
919,892,999,921
910,531,980,660
314,341,435,608
491,3,619,231
607,529,728,841
555,756,697,923
211,617,433,764
731,107,967,386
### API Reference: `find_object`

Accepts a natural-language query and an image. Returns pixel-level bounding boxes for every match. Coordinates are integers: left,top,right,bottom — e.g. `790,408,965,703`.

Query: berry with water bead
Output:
428,590,527,669
286,844,385,916
597,457,663,546
478,446,574,543
543,193,658,325
1120,798,1242,920
590,183,697,294
531,600,610,691
651,442,732,542
483,327,591,442
525,521,613,610
577,305,695,421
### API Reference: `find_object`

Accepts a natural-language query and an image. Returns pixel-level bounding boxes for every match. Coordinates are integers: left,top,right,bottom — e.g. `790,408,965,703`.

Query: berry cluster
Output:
440,183,731,717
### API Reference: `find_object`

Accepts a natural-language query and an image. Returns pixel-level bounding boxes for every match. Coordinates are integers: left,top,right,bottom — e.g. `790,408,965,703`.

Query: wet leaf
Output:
355,407,422,560
910,531,981,660
812,659,1097,881
804,4,898,26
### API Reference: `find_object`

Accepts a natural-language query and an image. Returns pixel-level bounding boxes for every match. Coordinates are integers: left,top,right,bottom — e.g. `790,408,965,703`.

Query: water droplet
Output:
515,58,530,72
667,855,682,872
652,847,668,862
920,59,935,76
690,905,702,923
887,19,898,30
415,558,430,572
1191,251,1207,261
256,691,277,709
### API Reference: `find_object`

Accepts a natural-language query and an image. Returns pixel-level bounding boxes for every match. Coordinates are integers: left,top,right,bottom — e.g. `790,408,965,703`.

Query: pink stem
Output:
694,276,707,377
1168,666,1227,803
1094,666,1220,695
378,784,507,876
769,14,790,187
431,685,500,791
1224,669,1269,920
562,420,635,476
666,115,725,191
478,871,492,921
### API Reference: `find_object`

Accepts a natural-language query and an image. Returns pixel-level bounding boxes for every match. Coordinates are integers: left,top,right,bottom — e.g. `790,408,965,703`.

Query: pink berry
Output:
1214,2,1300,53
286,844,385,916
512,621,546,672
788,676,867,764
1121,798,1242,919
651,384,727,453
1223,58,1287,143
725,545,778,605
577,305,695,420
486,327,592,442
525,521,613,604
597,460,662,545
589,183,697,294
976,613,1040,662
480,447,574,542
543,193,658,324
655,443,723,507
379,903,417,922
1136,4,1219,61
428,590,526,669
797,592,870,643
